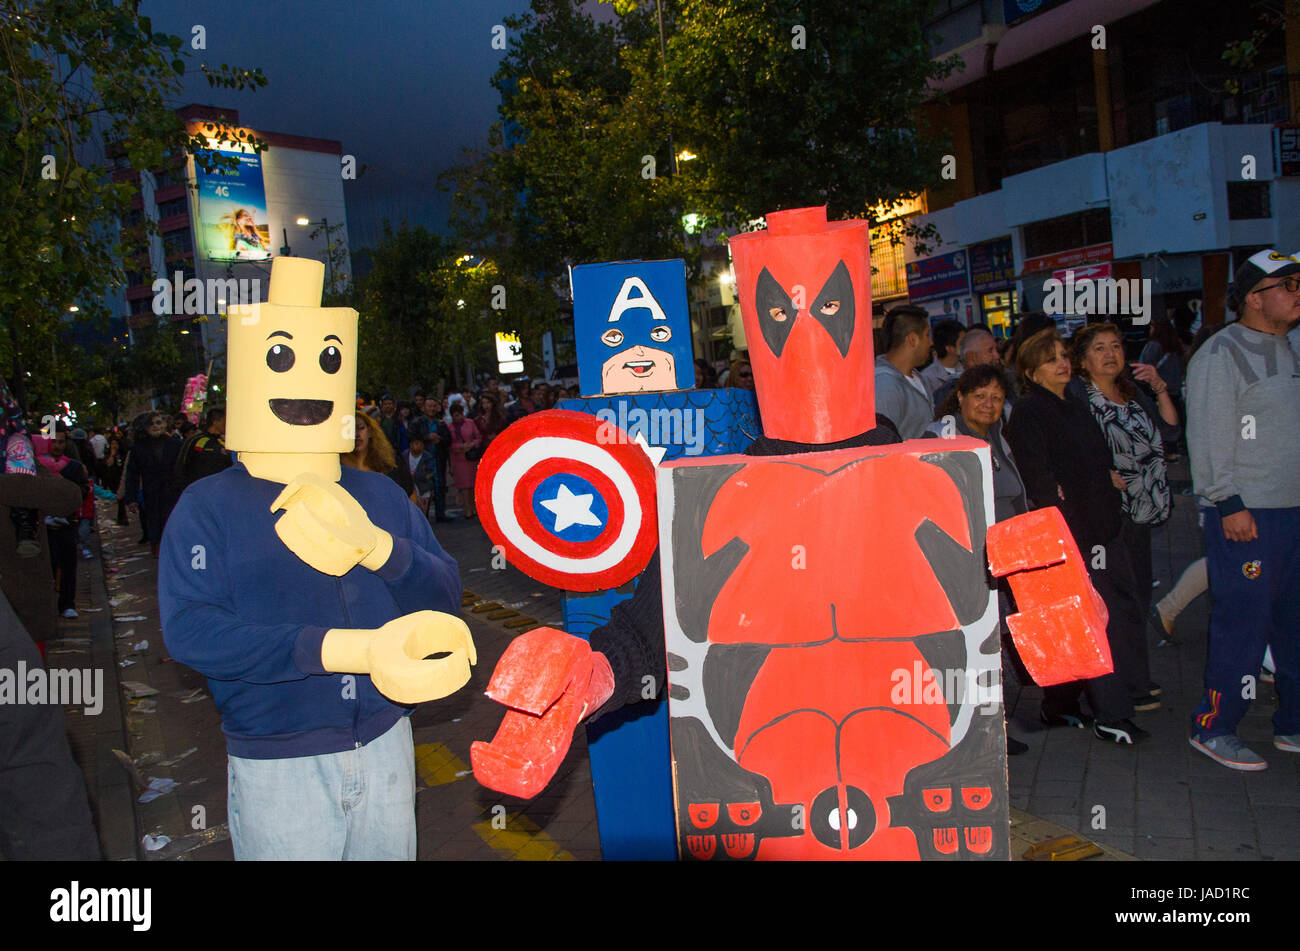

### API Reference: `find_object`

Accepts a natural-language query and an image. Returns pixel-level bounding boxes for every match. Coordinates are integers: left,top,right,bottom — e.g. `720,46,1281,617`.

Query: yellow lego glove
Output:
271,471,394,576
321,611,477,705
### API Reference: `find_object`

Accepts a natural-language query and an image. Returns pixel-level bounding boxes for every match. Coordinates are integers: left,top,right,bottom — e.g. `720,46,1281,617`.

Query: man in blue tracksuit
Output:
1186,249,1300,770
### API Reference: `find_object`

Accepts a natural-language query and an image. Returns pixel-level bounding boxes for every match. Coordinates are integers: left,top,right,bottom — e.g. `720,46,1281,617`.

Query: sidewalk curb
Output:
86,527,139,860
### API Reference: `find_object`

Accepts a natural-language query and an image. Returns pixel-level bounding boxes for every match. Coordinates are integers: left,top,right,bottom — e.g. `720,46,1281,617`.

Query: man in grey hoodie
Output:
1186,249,1300,771
874,305,935,440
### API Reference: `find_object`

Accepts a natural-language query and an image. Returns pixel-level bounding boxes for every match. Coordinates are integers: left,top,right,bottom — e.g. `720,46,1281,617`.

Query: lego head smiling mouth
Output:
264,330,344,426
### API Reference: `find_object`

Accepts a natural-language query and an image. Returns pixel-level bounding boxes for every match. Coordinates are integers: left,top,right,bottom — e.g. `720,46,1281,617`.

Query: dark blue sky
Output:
141,0,543,251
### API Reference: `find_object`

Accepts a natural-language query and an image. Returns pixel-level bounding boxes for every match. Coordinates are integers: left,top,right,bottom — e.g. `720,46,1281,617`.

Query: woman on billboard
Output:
226,208,269,253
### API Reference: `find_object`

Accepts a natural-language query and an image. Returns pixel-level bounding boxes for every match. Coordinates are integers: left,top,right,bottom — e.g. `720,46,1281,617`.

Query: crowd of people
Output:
348,377,586,521
869,250,1297,771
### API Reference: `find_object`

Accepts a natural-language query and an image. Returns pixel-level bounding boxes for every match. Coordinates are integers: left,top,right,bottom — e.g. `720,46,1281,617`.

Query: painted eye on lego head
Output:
266,343,295,373
319,345,342,374
819,299,841,316
649,325,672,343
767,307,790,323
601,328,624,347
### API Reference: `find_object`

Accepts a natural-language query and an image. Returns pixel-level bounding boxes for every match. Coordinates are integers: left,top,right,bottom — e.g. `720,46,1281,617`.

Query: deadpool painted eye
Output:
649,325,672,342
601,328,624,347
811,261,856,357
319,346,342,374
754,267,797,357
266,344,295,372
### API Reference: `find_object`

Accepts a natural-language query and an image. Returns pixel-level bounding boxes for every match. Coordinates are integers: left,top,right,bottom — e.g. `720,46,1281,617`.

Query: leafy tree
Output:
659,0,956,229
355,223,454,395
444,0,955,350
0,0,266,415
1220,1,1291,95
443,1,681,294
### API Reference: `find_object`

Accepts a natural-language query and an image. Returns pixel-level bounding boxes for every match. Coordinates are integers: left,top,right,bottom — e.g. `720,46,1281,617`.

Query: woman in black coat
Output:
1004,328,1150,746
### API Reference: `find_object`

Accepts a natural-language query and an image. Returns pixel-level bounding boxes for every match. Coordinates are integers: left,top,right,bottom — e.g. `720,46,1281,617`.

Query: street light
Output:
297,217,336,292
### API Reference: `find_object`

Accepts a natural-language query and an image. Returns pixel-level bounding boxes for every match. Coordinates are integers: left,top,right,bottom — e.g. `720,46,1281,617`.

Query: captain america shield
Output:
475,410,658,591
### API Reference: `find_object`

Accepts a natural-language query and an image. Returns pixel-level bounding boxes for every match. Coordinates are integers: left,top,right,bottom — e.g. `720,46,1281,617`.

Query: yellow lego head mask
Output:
225,257,358,454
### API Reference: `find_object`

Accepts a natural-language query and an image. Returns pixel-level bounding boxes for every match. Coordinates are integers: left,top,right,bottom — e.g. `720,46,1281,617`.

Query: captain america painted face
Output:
572,259,695,397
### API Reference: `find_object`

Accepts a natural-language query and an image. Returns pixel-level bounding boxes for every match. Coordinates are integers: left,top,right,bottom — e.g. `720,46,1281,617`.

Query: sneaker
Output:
15,539,39,558
1146,681,1163,697
1040,708,1091,729
1190,733,1267,770
1131,690,1161,712
1094,719,1149,744
1275,734,1300,753
1149,605,1174,645
61,608,78,619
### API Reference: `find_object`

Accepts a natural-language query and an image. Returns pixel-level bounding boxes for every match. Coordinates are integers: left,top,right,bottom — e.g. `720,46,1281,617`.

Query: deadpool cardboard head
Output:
728,206,874,444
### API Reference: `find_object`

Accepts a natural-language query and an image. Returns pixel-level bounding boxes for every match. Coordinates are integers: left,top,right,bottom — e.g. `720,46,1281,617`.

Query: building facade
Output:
115,104,352,377
899,0,1300,335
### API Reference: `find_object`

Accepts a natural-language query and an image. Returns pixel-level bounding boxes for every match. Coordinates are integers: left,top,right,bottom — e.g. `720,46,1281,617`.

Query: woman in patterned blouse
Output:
1071,322,1182,711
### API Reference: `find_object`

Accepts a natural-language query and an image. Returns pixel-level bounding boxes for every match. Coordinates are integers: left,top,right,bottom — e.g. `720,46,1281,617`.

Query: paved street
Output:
52,458,1299,861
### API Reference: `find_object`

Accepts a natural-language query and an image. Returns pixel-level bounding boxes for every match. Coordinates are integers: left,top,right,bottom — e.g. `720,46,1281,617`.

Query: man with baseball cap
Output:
1185,249,1300,769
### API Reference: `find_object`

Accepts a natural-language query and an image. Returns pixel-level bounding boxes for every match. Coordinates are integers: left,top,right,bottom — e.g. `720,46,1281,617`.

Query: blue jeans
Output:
227,716,416,860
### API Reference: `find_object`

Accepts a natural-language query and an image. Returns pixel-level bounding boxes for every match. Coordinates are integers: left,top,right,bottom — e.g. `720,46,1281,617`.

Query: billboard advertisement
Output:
193,149,272,262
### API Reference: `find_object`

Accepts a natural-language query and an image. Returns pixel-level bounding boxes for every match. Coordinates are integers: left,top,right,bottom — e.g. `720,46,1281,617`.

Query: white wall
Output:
1001,152,1108,227
902,205,963,264
1273,178,1300,252
193,142,350,367
952,188,1006,246
262,146,350,282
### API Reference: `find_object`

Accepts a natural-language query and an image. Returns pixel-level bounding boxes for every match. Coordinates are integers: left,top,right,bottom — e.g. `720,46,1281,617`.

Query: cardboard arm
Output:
986,507,1112,686
471,627,615,799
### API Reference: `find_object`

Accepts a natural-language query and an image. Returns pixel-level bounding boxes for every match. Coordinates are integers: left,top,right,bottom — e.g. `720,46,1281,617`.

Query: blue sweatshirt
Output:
158,463,462,759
